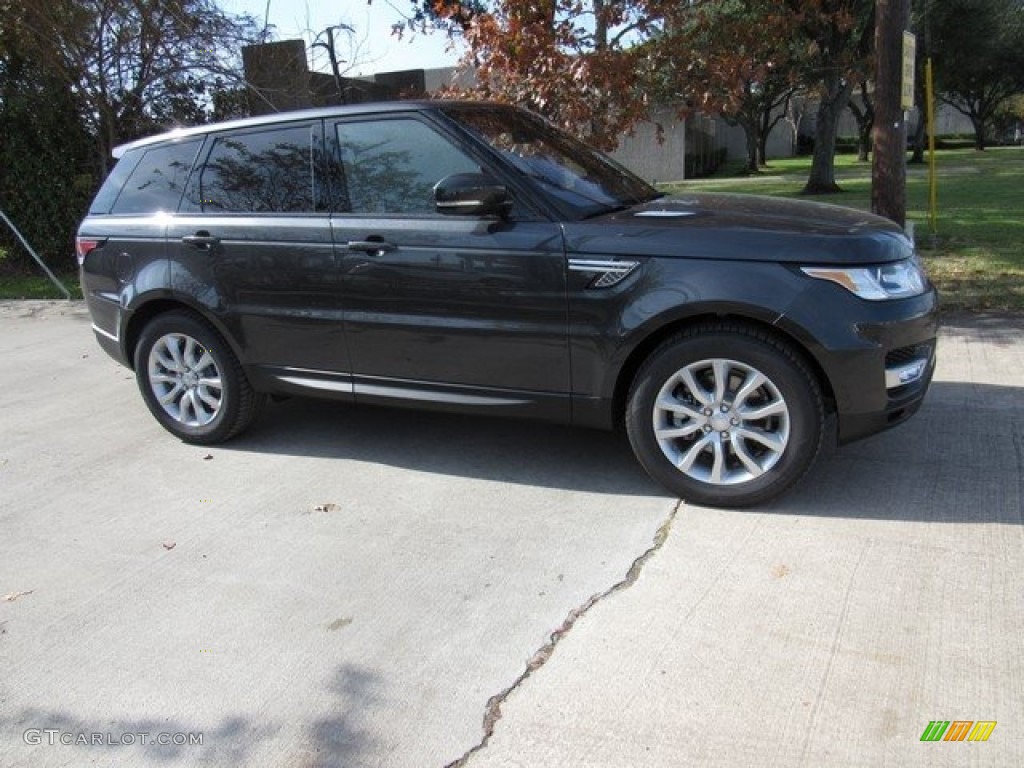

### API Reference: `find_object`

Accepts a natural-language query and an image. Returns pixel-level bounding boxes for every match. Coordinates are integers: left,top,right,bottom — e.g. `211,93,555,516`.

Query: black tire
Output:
134,310,263,444
626,324,824,507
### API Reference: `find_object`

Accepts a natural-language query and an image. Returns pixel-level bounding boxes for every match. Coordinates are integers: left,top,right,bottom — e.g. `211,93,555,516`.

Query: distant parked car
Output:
77,101,938,506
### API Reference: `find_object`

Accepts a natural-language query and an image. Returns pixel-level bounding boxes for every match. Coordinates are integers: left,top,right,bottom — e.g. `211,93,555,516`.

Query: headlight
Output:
801,259,927,300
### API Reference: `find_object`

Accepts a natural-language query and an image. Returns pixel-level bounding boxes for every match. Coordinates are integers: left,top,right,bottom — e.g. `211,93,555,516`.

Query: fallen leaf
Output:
162,540,176,550
313,503,340,513
2,590,34,602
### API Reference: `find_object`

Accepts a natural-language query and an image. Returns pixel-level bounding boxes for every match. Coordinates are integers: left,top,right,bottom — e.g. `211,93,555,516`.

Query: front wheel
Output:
134,311,262,444
626,326,824,507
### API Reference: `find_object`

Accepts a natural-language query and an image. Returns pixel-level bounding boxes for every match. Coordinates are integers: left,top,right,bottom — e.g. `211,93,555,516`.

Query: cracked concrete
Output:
2,304,1022,767
455,314,1024,768
0,301,673,767
446,502,682,768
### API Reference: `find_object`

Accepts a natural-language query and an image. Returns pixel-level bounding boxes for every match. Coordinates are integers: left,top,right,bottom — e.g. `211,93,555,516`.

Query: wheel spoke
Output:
680,367,713,407
197,386,220,410
655,395,703,421
154,347,179,373
194,351,214,374
736,426,786,453
733,370,766,407
180,389,198,423
166,337,185,371
677,434,714,472
709,437,726,484
737,400,788,421
711,359,730,403
656,423,704,441
159,383,184,405
732,439,765,477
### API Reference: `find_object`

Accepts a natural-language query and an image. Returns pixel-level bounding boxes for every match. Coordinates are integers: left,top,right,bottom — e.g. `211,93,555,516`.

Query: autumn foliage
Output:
428,1,664,150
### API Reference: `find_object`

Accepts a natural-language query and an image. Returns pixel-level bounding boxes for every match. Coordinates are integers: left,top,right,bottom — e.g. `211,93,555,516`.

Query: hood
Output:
563,192,914,265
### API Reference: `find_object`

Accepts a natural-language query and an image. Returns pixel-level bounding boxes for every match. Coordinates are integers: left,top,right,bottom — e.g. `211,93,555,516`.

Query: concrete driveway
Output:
0,302,1020,767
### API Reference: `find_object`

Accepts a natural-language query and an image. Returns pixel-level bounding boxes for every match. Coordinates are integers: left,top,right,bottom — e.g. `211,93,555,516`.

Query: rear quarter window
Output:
109,139,202,215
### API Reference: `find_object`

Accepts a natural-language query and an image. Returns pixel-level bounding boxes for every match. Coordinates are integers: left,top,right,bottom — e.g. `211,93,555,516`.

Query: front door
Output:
330,114,570,420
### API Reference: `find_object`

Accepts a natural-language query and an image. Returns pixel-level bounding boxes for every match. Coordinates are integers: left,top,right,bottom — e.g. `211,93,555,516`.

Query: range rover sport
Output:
77,101,938,507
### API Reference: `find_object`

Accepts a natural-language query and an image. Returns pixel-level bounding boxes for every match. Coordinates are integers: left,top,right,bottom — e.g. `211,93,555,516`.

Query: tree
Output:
0,1,94,272
424,1,663,149
846,78,874,162
18,0,261,171
926,0,1024,150
786,0,875,193
657,0,801,174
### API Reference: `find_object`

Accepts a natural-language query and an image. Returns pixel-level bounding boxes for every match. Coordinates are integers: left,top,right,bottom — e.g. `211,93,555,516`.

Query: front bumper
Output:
782,284,940,445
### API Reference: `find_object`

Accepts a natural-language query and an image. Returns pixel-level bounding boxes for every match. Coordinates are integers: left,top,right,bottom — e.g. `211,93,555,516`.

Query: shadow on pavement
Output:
225,380,1021,521
231,397,662,497
0,663,380,766
772,381,1022,524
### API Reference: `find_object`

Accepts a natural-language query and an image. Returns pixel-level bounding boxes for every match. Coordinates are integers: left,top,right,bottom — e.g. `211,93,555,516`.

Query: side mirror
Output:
434,173,512,218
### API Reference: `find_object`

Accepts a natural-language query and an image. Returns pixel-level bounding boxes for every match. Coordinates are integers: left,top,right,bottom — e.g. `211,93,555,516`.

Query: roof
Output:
111,100,507,158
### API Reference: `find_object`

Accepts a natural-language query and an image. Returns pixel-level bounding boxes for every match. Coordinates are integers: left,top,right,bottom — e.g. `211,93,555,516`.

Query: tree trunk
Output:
803,73,853,194
744,126,759,174
971,115,987,150
909,110,925,164
857,120,871,162
871,0,910,227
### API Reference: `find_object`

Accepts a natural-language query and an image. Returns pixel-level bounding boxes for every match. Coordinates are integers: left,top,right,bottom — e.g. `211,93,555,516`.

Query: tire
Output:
626,324,824,507
134,310,263,444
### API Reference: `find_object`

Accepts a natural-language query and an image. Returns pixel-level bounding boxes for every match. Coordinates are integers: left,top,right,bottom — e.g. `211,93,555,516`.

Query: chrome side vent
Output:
568,258,640,289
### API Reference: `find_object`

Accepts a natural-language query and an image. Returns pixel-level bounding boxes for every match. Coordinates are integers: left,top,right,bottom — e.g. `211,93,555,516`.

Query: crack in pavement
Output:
444,500,683,768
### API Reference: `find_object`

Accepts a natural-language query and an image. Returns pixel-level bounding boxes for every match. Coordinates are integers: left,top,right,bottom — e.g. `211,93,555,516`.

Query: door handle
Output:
181,232,220,250
345,240,396,255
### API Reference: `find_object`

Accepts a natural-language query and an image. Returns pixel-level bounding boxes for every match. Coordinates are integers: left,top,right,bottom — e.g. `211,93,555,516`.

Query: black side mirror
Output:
434,173,512,218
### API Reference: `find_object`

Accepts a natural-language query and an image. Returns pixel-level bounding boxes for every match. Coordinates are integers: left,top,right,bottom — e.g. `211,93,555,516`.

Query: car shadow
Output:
234,397,663,497
226,380,1022,521
769,380,1023,524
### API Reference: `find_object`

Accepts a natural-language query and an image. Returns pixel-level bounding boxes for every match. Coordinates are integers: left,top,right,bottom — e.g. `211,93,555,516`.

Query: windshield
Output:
441,105,661,219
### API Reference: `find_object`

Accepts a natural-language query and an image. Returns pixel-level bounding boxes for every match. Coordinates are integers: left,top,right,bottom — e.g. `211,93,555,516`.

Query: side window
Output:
336,118,479,215
195,124,320,213
110,140,201,215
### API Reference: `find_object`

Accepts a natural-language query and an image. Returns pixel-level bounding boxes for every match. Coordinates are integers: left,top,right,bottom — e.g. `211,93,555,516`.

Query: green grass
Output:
661,148,1024,312
0,274,80,300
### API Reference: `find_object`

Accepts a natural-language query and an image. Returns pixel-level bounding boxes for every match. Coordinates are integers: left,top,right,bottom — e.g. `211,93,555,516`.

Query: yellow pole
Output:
925,58,938,233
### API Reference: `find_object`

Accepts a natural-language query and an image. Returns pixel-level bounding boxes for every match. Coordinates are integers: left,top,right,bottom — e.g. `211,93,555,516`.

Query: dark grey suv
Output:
78,101,938,506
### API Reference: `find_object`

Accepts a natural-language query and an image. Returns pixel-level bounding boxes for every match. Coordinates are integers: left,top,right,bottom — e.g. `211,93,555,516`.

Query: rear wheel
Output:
626,325,824,507
134,311,262,444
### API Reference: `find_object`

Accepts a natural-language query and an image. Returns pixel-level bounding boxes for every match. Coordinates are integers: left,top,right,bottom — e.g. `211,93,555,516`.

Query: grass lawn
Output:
661,147,1024,312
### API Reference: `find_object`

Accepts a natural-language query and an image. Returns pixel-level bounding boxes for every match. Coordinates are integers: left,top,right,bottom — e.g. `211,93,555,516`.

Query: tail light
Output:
76,237,105,266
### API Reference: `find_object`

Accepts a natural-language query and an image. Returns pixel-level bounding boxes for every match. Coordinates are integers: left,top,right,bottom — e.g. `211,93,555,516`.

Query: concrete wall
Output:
609,107,688,184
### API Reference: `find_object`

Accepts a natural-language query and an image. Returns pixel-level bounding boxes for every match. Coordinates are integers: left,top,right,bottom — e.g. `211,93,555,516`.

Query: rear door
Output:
329,113,570,420
167,119,351,396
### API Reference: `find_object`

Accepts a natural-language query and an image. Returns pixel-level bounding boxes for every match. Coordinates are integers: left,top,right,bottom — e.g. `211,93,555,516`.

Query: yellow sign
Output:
902,31,917,110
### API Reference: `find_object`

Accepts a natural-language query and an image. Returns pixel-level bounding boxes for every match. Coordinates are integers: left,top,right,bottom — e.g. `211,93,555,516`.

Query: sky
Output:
222,0,464,76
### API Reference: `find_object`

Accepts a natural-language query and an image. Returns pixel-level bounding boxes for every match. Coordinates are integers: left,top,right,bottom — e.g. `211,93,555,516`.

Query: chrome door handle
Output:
345,240,396,254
